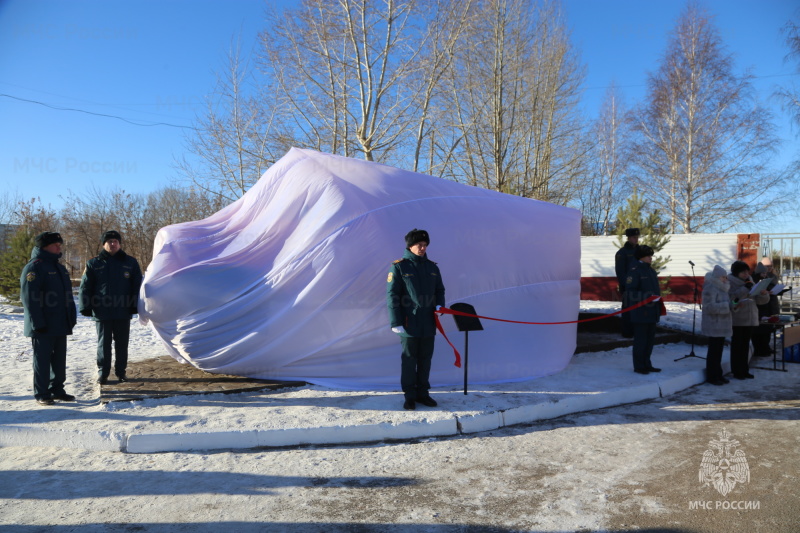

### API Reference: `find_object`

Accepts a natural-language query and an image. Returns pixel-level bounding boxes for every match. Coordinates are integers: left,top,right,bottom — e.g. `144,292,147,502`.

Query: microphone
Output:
688,260,695,266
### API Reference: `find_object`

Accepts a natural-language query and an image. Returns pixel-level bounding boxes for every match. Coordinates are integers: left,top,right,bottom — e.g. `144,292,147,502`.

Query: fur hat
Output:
35,231,63,248
713,265,727,278
635,244,654,259
101,230,122,244
624,228,640,237
405,228,430,248
730,260,750,276
754,263,767,275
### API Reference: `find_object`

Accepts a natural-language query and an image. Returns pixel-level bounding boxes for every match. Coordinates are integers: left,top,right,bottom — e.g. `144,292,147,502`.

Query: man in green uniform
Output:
386,229,445,410
615,228,640,338
20,231,77,405
79,230,143,384
624,244,662,374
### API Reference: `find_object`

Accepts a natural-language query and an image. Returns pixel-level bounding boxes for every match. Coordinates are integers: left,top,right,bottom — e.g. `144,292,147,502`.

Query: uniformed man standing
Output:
624,245,662,374
79,230,143,384
615,228,640,338
20,231,78,405
386,229,445,410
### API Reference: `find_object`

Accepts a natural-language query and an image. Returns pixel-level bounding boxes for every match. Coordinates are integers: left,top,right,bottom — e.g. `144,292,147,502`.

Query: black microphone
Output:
688,260,695,266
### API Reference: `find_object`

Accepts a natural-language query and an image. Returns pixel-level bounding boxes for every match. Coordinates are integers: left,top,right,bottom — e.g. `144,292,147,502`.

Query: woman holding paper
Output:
728,261,770,379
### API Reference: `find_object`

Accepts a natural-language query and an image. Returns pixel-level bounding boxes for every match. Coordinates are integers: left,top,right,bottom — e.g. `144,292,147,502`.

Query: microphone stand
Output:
676,262,705,361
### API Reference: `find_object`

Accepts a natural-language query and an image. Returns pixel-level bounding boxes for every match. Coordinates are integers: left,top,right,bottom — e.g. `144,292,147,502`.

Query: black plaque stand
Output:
449,303,484,395
675,262,705,362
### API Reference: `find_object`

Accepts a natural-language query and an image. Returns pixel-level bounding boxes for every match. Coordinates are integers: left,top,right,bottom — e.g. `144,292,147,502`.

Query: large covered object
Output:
139,148,581,389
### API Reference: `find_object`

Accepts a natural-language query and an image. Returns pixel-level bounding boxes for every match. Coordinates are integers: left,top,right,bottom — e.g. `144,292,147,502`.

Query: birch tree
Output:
440,0,587,203
259,0,441,164
776,16,800,131
631,2,781,233
580,85,632,235
177,44,284,204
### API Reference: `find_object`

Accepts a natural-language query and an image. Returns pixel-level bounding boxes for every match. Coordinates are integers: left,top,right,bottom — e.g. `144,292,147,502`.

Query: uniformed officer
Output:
20,231,78,405
386,229,445,410
624,244,662,374
615,228,640,338
79,230,143,384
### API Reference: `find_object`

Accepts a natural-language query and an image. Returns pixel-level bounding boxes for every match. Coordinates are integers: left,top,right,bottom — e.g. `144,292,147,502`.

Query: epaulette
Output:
392,259,403,264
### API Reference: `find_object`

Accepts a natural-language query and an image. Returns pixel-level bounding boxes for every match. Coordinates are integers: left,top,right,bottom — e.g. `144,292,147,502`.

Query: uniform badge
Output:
124,271,130,279
626,276,633,284
387,272,393,283
26,272,36,282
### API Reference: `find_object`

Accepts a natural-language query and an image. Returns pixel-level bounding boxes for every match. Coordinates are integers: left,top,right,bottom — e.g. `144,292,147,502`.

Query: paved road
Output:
1,371,797,532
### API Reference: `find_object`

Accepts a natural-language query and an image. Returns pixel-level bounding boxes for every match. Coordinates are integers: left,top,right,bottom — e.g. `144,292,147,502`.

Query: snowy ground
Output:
2,298,798,531
0,299,707,451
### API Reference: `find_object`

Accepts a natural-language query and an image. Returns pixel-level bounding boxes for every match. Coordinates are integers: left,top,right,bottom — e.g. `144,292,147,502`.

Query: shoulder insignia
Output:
392,259,403,264
26,272,36,282
387,272,394,283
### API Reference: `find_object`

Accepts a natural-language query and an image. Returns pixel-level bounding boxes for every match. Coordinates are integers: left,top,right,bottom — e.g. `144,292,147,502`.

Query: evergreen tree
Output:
614,191,672,293
0,228,35,303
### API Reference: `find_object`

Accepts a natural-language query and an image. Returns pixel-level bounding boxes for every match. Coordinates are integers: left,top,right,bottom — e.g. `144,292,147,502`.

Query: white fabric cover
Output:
139,148,582,389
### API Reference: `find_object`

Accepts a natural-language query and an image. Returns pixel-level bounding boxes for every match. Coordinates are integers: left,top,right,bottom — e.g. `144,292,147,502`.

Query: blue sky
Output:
1,0,798,232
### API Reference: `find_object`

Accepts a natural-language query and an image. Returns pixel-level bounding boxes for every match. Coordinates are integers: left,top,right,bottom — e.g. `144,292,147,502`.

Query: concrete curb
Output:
0,368,714,453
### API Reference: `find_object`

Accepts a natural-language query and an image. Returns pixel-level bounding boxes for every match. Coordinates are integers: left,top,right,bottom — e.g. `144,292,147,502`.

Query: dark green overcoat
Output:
386,249,445,338
79,249,143,320
20,247,77,337
624,260,661,324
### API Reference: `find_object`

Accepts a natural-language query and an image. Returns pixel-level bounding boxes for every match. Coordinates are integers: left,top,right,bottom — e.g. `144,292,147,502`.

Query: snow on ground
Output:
1,298,703,440
2,298,799,531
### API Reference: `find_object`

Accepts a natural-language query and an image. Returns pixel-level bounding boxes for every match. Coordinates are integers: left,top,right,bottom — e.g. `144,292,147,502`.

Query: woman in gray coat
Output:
701,265,732,385
727,261,770,379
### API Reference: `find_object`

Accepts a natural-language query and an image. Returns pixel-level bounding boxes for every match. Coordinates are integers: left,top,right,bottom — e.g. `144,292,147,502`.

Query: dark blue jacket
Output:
615,242,639,291
624,260,661,324
20,247,77,337
386,249,445,338
79,249,143,320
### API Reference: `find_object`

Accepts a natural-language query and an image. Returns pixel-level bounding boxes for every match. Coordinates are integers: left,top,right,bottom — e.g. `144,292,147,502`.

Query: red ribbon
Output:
434,295,662,367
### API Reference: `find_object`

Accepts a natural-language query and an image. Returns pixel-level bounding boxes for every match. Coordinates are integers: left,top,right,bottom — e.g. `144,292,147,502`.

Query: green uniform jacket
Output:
624,260,661,324
20,247,77,337
79,249,143,320
386,249,445,338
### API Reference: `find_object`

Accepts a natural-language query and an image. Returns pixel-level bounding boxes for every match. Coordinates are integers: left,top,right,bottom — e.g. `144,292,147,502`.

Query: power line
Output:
0,93,195,129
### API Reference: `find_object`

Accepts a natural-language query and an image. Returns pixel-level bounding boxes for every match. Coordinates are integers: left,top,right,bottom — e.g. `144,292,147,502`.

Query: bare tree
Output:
59,186,121,276
631,2,782,233
579,85,632,235
260,0,432,164
776,15,800,132
177,43,284,204
0,190,21,226
439,0,587,203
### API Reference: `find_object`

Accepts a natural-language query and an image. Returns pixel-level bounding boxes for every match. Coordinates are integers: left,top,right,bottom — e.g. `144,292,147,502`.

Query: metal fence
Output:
760,233,800,314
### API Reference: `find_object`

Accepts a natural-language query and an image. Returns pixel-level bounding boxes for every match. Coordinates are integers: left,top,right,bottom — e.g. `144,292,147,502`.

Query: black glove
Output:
744,281,754,289
80,309,92,317
34,327,47,334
